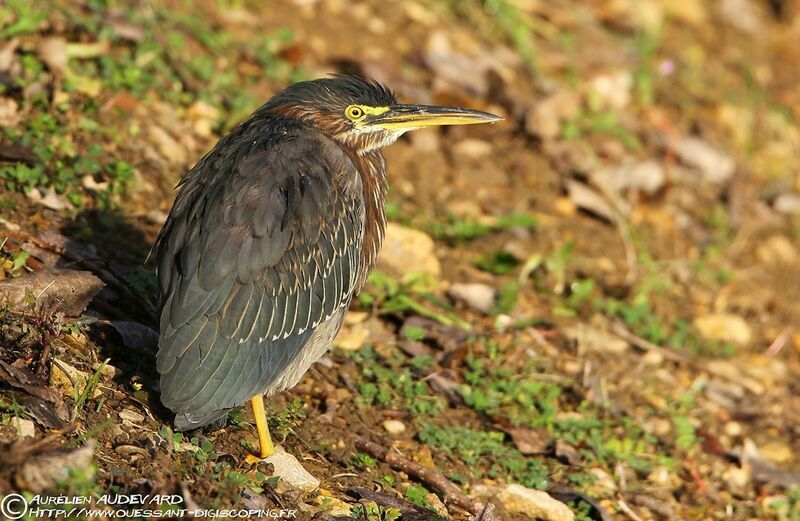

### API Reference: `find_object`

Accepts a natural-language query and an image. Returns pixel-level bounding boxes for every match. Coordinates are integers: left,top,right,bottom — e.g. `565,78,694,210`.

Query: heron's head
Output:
264,75,502,155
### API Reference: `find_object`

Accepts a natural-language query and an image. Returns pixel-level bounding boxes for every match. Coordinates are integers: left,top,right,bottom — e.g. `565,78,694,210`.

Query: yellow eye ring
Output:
346,105,365,120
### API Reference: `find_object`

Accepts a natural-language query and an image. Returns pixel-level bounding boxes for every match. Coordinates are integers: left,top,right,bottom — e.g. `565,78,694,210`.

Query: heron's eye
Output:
346,105,365,120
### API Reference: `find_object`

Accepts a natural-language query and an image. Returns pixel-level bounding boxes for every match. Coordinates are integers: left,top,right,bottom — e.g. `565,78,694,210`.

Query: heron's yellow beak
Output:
369,104,503,130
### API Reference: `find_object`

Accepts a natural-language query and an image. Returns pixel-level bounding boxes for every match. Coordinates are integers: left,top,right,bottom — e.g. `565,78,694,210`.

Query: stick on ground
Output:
354,436,483,515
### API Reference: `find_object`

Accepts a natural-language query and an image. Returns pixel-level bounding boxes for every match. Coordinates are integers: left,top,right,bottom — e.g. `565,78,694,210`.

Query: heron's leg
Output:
250,394,275,458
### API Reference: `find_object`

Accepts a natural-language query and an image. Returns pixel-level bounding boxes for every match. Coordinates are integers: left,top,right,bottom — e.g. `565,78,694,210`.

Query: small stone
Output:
27,187,73,211
647,466,678,487
590,160,665,195
37,37,69,73
641,350,664,366
723,465,751,490
378,223,441,278
452,138,492,159
773,193,800,215
588,468,617,493
0,97,20,127
759,441,793,465
496,484,574,521
82,175,109,192
670,137,735,184
17,442,96,493
724,421,743,437
334,321,370,351
15,418,35,438
147,125,186,165
566,180,615,221
314,494,352,517
694,313,752,346
146,210,168,225
382,420,406,434
50,359,102,399
448,282,496,314
756,235,797,264
119,408,145,424
264,446,320,493
564,324,629,354
526,90,580,140
587,71,633,110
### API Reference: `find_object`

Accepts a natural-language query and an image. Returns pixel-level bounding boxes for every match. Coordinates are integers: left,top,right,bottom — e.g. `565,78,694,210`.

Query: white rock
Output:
452,139,492,159
496,484,574,521
265,446,320,493
566,180,615,221
448,282,496,314
564,323,629,354
693,313,752,346
590,160,665,195
526,90,580,140
587,71,633,110
378,223,440,278
16,418,35,438
382,420,406,434
334,321,370,351
756,235,797,264
119,408,145,424
0,97,20,127
146,210,169,225
773,193,800,215
37,37,69,73
671,137,735,184
50,358,102,399
147,125,187,165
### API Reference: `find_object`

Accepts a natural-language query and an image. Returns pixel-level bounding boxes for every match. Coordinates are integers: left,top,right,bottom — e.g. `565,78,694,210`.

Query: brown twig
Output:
354,436,482,515
607,319,689,364
2,231,158,325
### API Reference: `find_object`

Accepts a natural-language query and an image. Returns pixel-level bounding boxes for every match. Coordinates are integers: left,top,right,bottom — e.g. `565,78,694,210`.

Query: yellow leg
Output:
250,394,275,459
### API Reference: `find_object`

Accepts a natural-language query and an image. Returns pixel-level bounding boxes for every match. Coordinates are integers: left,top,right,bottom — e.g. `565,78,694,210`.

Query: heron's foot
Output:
249,394,275,461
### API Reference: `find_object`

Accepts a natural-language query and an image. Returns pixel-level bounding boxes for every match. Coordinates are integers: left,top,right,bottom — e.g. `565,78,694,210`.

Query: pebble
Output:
147,125,187,165
694,313,752,346
452,139,492,159
496,484,574,521
382,420,406,435
0,96,20,126
15,418,35,438
525,90,580,140
564,324,629,354
773,193,800,215
587,71,633,110
37,37,69,73
119,408,145,424
724,421,743,437
334,321,370,351
50,358,102,399
590,160,665,195
17,442,96,493
588,468,617,493
447,282,496,314
264,446,320,493
756,235,797,264
641,350,664,366
670,137,735,184
759,441,793,464
378,223,441,278
146,210,169,225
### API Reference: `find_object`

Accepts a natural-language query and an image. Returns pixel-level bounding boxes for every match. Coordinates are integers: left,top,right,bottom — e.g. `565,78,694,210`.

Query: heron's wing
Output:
156,123,363,416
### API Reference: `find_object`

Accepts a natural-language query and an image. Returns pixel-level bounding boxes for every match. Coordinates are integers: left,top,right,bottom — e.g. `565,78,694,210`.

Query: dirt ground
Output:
1,0,799,520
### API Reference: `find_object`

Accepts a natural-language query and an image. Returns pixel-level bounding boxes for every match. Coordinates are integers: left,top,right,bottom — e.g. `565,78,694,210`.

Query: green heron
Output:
155,75,501,459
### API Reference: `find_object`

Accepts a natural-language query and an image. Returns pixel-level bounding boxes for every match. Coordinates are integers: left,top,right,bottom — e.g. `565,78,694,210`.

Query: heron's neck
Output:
353,150,387,289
